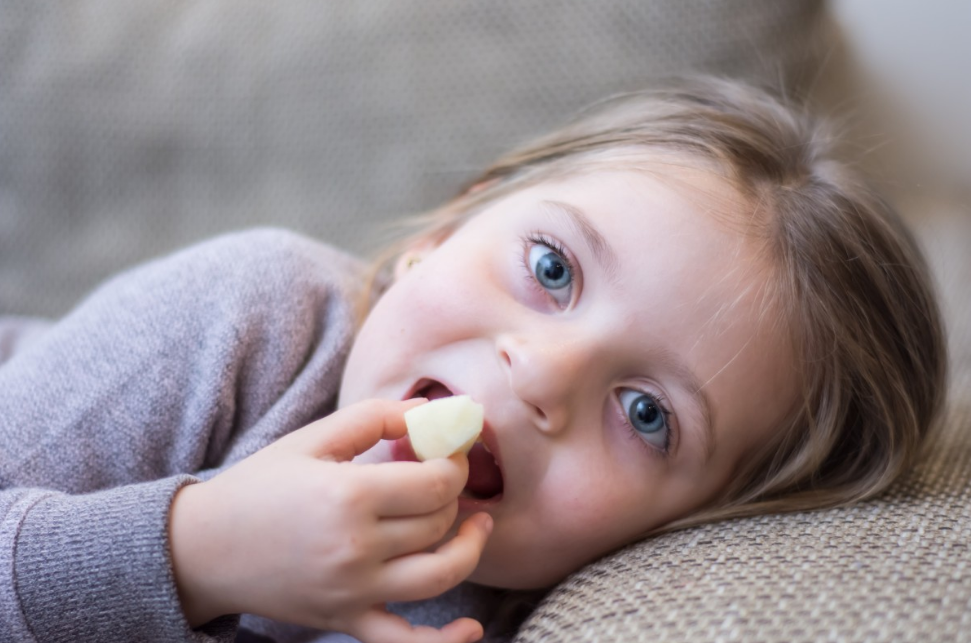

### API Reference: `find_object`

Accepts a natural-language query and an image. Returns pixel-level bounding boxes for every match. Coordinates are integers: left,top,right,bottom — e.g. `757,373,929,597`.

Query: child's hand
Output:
169,399,493,643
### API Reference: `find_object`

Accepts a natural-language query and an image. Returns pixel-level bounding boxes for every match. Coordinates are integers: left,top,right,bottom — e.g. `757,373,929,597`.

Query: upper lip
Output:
404,377,439,400
405,377,504,480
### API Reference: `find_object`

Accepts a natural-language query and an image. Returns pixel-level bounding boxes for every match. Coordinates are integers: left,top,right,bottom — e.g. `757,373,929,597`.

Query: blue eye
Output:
618,389,670,451
528,243,573,305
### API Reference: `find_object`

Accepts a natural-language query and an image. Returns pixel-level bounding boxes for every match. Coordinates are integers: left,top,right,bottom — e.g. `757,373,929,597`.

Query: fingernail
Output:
480,514,494,535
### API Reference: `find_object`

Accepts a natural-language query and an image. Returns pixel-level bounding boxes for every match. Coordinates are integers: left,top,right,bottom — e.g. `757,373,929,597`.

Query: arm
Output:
0,480,238,642
0,229,362,641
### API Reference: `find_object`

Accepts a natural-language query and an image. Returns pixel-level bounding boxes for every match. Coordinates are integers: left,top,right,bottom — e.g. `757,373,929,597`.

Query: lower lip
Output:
458,493,503,512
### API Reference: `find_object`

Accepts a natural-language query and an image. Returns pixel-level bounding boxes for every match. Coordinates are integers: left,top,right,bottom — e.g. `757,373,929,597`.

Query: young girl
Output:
0,77,946,643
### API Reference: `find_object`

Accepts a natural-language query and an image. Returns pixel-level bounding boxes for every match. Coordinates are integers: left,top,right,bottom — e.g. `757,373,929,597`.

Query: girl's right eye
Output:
618,388,672,455
527,240,574,307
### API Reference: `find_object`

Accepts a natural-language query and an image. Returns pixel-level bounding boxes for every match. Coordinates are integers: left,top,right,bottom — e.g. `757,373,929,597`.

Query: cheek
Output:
479,469,652,588
363,271,465,350
341,255,499,404
339,284,432,404
529,434,712,551
532,453,658,550
397,251,509,341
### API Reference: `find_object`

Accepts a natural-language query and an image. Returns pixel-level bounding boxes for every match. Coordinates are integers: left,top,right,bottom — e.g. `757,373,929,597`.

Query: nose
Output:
495,331,594,434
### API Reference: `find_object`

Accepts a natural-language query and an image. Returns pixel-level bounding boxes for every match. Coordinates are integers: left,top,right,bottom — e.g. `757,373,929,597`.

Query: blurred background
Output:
1,0,968,318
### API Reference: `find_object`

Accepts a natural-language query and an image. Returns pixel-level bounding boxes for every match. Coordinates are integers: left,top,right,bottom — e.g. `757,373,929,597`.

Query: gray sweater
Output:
0,229,513,643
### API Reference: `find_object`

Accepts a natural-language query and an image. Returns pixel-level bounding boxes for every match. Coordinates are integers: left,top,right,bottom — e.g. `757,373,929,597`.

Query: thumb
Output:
283,398,426,461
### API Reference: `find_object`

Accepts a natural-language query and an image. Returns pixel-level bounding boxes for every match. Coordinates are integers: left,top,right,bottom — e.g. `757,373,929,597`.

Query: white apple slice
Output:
404,395,484,461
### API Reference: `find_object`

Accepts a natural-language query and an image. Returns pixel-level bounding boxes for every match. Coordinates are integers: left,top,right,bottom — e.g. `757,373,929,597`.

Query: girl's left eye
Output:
618,388,671,453
527,241,573,306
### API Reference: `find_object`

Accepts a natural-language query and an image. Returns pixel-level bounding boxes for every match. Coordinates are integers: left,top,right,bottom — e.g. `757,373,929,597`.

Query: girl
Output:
0,77,946,643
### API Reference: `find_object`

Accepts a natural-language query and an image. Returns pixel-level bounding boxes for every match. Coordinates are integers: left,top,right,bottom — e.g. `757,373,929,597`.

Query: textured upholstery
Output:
0,0,825,316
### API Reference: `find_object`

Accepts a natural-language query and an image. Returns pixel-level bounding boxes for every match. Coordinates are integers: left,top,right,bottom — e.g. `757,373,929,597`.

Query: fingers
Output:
377,513,493,603
376,500,459,560
369,454,468,517
284,398,425,461
350,609,484,643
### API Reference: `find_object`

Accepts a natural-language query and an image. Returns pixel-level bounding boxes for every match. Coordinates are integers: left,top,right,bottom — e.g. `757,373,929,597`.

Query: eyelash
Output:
617,390,676,460
519,232,578,307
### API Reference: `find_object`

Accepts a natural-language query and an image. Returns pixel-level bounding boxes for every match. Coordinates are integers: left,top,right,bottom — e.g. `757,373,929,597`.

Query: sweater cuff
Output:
14,475,238,643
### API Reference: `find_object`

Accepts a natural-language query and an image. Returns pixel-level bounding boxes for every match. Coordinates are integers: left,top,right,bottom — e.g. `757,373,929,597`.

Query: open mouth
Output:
409,379,505,501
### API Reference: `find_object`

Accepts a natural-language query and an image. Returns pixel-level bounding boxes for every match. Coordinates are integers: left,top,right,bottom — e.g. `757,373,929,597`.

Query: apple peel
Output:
404,395,484,461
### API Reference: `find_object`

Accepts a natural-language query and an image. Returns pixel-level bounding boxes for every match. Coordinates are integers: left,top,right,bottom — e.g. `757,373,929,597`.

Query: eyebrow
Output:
540,200,619,282
541,199,715,462
657,348,716,463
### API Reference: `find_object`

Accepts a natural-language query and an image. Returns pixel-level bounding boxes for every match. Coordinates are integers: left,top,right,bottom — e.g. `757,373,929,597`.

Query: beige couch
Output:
3,1,969,640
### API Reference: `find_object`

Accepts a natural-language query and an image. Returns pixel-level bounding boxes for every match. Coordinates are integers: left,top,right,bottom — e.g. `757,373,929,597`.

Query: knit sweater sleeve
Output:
0,229,363,642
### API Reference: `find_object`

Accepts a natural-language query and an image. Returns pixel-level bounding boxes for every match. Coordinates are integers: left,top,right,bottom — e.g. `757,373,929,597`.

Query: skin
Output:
343,167,799,588
170,164,799,643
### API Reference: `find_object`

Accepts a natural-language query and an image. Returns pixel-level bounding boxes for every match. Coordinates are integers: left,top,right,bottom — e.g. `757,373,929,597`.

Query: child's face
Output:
340,166,798,589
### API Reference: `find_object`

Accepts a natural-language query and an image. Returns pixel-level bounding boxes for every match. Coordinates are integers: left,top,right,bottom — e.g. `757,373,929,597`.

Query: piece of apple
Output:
404,395,484,461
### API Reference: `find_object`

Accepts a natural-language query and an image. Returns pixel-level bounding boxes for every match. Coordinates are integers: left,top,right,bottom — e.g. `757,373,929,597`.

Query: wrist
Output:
168,481,234,627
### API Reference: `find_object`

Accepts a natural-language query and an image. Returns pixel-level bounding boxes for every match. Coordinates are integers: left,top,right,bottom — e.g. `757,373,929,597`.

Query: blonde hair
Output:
367,77,947,531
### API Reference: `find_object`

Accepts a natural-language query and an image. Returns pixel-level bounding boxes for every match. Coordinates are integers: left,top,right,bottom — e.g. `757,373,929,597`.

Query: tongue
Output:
465,442,503,498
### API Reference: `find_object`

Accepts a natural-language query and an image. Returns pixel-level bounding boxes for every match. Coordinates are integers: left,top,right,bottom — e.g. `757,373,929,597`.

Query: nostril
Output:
498,348,512,368
532,404,548,424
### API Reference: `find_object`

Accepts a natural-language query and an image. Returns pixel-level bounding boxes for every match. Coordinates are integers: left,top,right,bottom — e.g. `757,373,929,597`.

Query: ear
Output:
391,178,500,281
